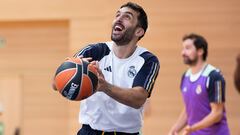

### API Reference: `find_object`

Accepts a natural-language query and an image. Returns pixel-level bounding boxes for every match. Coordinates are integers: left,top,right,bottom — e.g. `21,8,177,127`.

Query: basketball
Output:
54,57,98,101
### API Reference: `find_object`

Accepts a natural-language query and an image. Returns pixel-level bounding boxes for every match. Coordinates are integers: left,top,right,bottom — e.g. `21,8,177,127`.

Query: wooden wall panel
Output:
0,75,22,135
0,1,109,20
0,21,69,73
0,21,70,135
22,73,69,135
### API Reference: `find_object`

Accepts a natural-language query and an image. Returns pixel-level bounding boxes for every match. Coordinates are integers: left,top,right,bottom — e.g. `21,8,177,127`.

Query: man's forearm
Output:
103,83,148,109
190,108,223,132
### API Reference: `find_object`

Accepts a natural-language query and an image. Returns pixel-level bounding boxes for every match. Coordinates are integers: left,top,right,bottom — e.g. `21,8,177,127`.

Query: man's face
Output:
181,39,199,66
111,7,139,45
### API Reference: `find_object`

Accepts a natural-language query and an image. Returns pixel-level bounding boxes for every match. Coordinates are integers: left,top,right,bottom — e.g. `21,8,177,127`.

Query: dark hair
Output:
183,33,208,61
120,2,148,40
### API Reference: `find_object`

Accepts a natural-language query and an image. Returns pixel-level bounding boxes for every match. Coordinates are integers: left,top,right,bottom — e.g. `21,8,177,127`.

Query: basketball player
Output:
0,103,3,135
234,54,240,93
168,33,230,135
73,2,159,135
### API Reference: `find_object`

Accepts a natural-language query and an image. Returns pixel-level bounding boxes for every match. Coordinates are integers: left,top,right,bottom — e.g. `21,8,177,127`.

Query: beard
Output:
111,26,136,46
183,55,198,66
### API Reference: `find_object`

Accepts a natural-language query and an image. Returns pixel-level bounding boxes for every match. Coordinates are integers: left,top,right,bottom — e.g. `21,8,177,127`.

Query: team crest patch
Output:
128,66,137,78
183,87,187,92
196,85,202,94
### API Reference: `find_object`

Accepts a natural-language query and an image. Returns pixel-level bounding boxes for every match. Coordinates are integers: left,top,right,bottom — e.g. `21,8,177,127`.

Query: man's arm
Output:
234,54,240,92
96,66,148,109
94,52,159,109
168,108,188,135
103,83,148,109
183,103,224,134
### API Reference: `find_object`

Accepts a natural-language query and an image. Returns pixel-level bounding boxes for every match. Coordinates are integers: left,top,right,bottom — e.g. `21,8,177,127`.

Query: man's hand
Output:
168,130,178,135
182,125,192,135
90,61,110,92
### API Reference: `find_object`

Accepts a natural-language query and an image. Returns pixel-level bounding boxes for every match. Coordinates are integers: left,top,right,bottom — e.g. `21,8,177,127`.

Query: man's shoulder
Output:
203,64,222,77
137,47,159,64
87,42,111,48
202,64,225,83
74,42,112,60
83,42,112,53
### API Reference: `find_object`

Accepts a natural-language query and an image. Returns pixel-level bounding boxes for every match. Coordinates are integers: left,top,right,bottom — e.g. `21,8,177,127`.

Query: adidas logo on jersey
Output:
104,66,112,72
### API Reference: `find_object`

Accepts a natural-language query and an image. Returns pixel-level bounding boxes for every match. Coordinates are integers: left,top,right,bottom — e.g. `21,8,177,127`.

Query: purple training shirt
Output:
181,64,230,135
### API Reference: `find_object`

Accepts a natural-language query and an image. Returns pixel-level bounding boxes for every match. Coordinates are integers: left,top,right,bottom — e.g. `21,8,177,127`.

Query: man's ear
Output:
135,27,144,38
198,48,204,57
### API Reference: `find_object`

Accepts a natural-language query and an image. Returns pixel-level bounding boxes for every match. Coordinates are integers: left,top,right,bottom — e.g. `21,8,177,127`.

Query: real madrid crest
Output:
196,85,202,94
128,66,137,78
183,87,187,92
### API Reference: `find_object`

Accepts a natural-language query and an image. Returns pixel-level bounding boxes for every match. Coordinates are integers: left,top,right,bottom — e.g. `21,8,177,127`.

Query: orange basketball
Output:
54,57,98,101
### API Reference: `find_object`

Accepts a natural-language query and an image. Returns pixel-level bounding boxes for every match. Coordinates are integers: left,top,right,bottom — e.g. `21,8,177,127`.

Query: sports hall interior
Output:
0,0,239,135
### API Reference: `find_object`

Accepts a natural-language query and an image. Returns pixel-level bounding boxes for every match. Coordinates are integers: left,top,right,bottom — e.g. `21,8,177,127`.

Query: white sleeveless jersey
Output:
74,41,160,133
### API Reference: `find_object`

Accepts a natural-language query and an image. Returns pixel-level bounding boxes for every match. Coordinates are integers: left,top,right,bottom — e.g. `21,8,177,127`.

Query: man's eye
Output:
124,15,131,20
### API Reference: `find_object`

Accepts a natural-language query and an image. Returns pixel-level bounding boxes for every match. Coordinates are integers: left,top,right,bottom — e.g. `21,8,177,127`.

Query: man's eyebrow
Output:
116,10,134,17
125,11,134,17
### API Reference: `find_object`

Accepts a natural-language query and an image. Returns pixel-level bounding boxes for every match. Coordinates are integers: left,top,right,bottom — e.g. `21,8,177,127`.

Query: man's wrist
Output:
184,125,194,133
188,125,197,132
104,83,113,94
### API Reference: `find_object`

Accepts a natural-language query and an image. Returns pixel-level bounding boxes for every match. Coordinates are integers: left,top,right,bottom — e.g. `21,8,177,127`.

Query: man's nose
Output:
181,50,186,56
116,15,123,22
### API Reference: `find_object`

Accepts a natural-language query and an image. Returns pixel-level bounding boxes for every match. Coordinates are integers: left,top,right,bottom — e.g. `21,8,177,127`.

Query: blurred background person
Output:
0,102,4,135
168,33,230,135
234,54,240,93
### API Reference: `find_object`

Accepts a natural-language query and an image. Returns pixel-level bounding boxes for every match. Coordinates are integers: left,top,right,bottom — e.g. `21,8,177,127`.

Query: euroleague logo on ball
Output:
63,83,79,99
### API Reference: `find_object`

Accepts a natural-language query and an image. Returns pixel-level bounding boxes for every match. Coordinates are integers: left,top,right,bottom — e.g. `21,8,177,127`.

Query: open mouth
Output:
114,23,124,32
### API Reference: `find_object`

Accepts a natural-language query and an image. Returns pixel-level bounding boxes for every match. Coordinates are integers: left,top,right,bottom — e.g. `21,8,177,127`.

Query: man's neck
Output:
190,61,207,75
113,41,137,59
